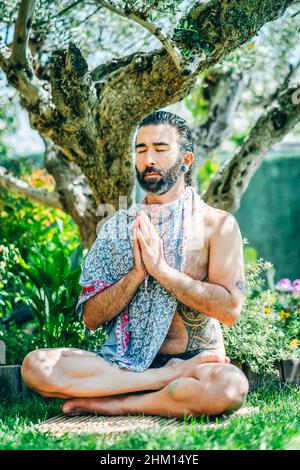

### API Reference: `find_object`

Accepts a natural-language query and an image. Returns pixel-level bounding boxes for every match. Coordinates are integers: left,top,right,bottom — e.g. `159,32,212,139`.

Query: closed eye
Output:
138,149,166,154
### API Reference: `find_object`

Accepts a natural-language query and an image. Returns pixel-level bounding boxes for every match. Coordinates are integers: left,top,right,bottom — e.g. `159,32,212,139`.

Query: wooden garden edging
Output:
0,341,299,399
277,358,300,386
0,341,51,401
0,340,22,397
230,358,300,391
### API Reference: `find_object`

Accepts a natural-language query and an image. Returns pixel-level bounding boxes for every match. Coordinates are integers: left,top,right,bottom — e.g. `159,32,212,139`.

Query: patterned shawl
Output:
76,185,219,371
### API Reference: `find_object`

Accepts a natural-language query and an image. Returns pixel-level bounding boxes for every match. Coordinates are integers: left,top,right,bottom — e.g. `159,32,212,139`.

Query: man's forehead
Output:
136,124,179,144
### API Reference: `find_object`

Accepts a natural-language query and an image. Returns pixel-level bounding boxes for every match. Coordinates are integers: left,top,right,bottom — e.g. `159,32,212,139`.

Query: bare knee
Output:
219,365,249,415
186,363,249,416
21,349,61,394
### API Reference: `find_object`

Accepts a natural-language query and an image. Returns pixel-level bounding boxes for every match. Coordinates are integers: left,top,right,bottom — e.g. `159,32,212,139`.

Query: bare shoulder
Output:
203,203,239,241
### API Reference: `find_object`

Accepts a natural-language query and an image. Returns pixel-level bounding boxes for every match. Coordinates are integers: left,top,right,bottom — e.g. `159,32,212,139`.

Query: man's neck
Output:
146,181,186,205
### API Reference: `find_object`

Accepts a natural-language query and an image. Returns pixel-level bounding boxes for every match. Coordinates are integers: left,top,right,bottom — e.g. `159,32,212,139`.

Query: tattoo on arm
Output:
235,280,244,293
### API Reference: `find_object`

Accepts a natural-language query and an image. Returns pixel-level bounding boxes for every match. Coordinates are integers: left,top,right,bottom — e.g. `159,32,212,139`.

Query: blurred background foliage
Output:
0,1,299,367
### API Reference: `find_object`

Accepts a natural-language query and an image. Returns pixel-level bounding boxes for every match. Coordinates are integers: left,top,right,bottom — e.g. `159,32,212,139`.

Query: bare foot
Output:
158,357,188,383
163,350,230,380
61,354,231,415
193,350,231,365
164,357,185,368
61,396,125,416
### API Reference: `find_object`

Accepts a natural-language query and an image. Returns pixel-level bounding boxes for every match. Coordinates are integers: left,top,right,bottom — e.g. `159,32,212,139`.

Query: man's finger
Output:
140,211,159,239
138,213,151,240
137,227,147,248
149,219,160,237
139,210,152,226
132,226,139,241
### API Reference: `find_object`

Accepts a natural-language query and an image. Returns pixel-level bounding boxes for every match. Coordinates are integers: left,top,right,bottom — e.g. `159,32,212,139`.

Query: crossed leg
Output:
21,347,249,418
21,347,177,398
60,360,249,418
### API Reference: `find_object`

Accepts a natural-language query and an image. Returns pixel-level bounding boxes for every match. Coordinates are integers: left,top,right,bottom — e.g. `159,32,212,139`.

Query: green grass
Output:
0,382,299,450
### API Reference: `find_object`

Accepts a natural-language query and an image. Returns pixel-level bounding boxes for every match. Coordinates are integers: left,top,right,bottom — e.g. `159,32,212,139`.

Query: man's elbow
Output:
223,313,240,326
222,294,245,326
82,308,98,331
222,305,242,326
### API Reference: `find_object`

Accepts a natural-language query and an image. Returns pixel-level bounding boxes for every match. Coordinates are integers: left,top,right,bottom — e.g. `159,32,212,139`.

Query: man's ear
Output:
183,151,194,167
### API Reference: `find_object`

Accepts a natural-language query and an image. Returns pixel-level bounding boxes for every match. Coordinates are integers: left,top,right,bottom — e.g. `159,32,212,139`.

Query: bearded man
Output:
21,110,249,419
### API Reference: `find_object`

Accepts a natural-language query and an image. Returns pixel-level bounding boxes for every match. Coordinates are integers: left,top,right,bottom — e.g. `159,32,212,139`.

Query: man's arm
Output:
83,268,144,331
154,213,245,326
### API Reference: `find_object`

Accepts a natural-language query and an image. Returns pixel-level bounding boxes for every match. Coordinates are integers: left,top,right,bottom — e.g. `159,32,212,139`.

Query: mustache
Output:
143,169,162,176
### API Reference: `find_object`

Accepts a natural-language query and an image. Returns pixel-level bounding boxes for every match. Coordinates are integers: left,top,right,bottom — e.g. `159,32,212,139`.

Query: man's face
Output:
134,124,183,195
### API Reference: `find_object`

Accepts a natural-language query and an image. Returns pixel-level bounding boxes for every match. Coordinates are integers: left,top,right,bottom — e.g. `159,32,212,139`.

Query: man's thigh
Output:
21,347,110,391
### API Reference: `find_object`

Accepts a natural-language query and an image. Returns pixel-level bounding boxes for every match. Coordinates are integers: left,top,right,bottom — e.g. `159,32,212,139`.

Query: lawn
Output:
0,381,299,450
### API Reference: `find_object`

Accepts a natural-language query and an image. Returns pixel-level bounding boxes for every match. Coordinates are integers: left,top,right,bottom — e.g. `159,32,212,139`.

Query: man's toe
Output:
62,400,75,414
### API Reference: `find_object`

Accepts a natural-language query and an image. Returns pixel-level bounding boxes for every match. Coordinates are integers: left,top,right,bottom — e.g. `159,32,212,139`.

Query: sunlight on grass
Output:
0,381,299,450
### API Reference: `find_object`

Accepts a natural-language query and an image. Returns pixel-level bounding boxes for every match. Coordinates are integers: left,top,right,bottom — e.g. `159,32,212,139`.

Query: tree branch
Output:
95,0,185,72
0,166,63,210
43,137,99,248
0,0,53,122
10,0,37,67
192,68,244,156
172,0,297,76
50,42,97,131
98,0,296,136
262,59,300,109
2,0,297,216
202,81,300,213
189,68,244,187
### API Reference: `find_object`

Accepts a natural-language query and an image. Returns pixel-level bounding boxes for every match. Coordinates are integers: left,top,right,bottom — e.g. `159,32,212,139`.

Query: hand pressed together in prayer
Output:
133,210,168,278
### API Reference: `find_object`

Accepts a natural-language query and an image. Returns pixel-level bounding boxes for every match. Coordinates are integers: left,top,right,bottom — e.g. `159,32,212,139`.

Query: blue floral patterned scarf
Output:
76,185,207,371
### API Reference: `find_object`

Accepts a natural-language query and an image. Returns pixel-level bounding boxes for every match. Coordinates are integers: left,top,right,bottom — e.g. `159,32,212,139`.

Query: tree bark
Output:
202,82,300,212
192,69,244,158
190,68,244,187
0,0,297,247
43,138,99,249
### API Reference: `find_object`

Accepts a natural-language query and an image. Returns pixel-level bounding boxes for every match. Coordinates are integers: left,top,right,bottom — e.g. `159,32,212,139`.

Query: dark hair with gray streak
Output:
135,110,194,186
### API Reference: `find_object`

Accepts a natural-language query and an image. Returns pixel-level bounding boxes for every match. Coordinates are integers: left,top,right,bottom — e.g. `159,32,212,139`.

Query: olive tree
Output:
0,0,299,247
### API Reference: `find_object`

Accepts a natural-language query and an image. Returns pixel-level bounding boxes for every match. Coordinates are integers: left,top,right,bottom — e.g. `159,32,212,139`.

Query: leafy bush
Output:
0,322,38,365
0,189,80,262
19,243,106,350
0,243,106,364
0,243,28,314
263,278,300,348
0,180,105,364
222,258,299,374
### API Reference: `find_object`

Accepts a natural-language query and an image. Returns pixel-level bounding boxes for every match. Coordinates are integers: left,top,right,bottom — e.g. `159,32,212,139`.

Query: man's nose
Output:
142,149,157,165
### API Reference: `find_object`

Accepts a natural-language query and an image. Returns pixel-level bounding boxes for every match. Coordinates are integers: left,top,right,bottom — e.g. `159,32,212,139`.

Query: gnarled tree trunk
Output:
0,0,298,247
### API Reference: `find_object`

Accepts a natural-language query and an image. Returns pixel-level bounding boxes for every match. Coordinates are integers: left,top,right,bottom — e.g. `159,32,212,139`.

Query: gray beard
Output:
136,157,183,194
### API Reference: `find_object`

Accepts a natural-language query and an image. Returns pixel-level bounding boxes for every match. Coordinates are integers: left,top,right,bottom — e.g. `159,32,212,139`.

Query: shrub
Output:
19,243,106,350
0,243,106,364
0,243,28,315
0,188,80,262
222,258,299,374
264,278,300,349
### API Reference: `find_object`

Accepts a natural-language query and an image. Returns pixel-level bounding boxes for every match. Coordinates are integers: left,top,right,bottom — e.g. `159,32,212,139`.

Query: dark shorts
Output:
88,348,205,369
149,348,204,369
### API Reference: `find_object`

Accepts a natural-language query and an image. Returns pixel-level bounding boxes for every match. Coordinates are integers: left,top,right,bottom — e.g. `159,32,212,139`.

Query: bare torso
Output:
158,203,225,355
